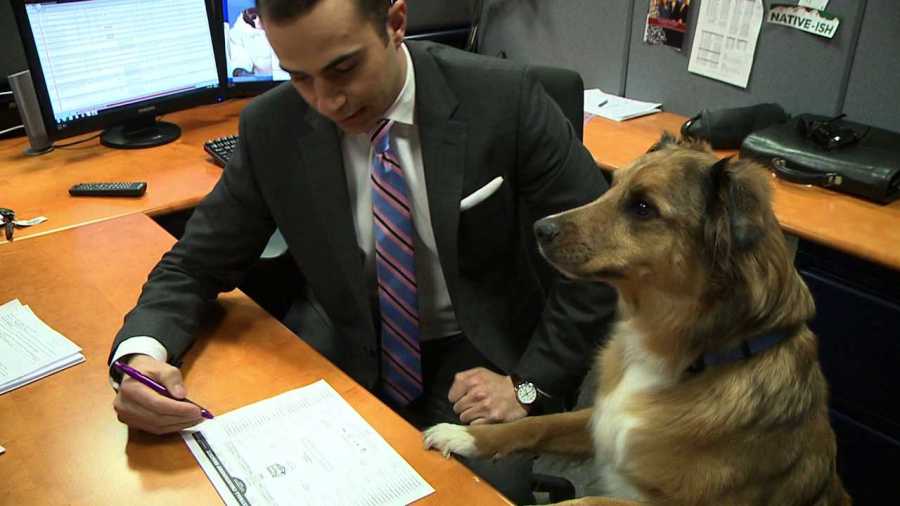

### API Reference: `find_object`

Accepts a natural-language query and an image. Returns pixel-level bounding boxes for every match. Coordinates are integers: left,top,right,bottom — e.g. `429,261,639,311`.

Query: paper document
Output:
183,380,434,506
688,0,764,88
0,299,85,395
584,89,661,122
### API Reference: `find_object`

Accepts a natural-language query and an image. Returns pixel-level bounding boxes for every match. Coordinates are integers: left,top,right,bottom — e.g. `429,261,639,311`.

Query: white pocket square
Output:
460,176,504,211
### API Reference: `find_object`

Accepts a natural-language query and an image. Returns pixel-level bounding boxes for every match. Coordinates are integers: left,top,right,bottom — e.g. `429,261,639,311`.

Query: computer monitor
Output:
11,0,220,149
218,0,289,96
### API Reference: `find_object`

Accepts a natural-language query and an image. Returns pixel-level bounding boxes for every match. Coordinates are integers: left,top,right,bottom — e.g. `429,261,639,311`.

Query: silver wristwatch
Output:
510,374,544,410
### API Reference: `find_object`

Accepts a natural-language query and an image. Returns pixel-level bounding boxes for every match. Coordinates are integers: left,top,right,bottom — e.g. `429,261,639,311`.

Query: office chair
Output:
525,65,585,141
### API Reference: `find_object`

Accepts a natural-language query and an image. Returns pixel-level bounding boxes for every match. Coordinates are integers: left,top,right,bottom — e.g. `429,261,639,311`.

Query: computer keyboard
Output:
203,135,238,167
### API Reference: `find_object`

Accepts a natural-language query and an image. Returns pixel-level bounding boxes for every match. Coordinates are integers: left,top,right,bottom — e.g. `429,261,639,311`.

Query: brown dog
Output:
424,135,850,506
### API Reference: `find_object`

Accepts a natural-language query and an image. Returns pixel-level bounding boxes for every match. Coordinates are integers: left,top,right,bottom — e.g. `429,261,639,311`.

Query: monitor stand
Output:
100,116,181,149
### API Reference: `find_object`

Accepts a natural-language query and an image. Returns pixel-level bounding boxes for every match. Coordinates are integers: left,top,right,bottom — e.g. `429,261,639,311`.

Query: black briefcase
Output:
740,114,900,204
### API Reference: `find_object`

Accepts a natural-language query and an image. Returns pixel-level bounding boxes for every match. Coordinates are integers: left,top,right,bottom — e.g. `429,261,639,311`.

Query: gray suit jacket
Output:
110,41,616,398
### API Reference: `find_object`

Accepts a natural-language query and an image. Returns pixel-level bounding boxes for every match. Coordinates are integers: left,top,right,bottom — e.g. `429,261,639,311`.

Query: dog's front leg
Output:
423,408,594,460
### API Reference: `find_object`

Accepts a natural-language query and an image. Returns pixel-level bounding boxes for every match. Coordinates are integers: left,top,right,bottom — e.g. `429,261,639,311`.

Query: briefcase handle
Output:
770,158,843,188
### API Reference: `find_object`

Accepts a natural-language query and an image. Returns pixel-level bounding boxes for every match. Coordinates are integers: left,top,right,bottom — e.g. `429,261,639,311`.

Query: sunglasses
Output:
797,113,870,151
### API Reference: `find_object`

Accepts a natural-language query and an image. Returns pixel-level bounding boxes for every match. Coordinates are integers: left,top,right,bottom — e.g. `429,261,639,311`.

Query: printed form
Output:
0,299,84,395
183,380,434,506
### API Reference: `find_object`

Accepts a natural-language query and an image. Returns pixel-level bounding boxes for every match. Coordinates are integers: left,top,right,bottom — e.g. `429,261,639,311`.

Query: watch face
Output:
516,382,538,404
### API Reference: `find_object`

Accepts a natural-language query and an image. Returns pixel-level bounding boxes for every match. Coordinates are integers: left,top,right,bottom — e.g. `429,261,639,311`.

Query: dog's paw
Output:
423,423,478,458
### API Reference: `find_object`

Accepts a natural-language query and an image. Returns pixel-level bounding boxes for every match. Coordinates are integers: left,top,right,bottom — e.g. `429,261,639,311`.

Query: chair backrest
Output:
525,65,585,141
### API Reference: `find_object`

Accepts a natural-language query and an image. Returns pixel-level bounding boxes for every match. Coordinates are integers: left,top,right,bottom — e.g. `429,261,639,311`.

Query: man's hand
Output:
112,355,204,435
448,367,527,425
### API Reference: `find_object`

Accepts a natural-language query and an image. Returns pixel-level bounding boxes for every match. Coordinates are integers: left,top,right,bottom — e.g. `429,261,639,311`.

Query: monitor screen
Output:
13,0,220,149
221,0,289,87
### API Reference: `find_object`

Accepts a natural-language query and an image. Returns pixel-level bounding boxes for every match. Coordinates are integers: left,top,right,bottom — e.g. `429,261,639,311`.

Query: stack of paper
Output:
0,299,85,395
184,380,434,506
584,89,662,121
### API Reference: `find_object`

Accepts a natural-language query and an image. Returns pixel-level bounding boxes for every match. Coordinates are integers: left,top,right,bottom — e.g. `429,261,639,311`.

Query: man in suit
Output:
109,0,615,502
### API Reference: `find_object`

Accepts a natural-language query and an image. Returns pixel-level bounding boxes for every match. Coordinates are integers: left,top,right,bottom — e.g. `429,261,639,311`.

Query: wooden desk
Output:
0,99,248,242
584,113,900,271
0,214,507,505
3,98,898,269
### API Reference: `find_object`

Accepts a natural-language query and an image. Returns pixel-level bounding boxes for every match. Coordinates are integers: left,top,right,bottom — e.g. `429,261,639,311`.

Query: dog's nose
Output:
534,219,560,244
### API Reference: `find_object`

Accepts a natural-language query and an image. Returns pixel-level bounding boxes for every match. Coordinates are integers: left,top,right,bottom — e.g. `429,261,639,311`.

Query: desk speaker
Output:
0,94,22,137
8,70,52,155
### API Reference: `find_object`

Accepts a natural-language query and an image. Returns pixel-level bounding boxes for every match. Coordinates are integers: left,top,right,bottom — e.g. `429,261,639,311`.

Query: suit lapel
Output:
410,43,468,300
293,108,372,331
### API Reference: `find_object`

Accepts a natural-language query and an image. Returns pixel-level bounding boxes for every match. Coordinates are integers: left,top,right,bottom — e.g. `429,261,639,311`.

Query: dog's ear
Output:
704,157,770,266
647,131,678,153
648,132,713,154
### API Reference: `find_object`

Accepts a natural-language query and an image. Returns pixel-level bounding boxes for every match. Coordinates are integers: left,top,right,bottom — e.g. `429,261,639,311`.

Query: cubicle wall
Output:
479,0,900,132
843,0,900,132
625,0,865,118
477,0,633,96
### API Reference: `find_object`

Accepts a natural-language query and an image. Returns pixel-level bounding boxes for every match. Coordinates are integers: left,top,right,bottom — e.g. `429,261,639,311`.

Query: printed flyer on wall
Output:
687,0,764,88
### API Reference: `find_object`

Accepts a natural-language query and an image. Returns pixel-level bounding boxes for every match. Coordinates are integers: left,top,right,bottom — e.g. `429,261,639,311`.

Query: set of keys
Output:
1,208,14,241
0,208,47,241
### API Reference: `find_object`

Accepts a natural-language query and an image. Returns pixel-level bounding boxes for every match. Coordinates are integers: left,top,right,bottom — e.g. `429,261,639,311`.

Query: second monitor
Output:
220,0,289,95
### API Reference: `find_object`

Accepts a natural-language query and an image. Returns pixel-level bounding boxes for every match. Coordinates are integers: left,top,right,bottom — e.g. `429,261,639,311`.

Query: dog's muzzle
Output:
534,218,560,245
533,217,593,277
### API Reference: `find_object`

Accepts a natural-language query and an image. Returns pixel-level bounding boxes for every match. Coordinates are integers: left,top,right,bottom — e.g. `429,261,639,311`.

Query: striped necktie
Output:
370,119,423,406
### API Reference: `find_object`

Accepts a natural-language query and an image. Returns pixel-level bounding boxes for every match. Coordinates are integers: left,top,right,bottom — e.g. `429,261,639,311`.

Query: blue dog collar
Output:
687,327,796,374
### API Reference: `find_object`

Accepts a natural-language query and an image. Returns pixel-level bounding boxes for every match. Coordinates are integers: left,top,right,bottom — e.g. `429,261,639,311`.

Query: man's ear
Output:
387,0,407,46
704,157,767,267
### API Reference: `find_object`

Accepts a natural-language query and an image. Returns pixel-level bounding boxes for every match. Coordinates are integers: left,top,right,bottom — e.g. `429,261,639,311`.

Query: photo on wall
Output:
644,0,693,50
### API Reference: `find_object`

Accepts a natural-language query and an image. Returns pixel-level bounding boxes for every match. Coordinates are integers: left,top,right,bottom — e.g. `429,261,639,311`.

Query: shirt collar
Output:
381,43,415,127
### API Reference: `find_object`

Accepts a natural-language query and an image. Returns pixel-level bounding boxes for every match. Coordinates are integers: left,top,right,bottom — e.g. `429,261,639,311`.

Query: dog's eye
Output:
628,198,658,220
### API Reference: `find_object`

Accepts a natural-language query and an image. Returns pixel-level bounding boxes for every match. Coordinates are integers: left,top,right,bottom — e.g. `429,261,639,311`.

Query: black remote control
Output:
69,182,147,197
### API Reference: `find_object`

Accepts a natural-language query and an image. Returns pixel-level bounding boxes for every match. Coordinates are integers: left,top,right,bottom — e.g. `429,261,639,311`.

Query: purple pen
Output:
114,360,214,419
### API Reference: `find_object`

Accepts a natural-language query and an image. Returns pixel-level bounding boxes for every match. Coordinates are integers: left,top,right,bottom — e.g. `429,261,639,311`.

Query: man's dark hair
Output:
256,0,390,41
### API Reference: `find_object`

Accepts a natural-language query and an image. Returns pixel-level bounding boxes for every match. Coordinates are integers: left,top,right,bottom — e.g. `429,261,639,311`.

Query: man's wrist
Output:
109,337,168,390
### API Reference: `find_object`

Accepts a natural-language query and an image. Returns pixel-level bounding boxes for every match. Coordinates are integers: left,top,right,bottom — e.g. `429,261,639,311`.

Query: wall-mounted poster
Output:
644,0,693,50
688,0,764,89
